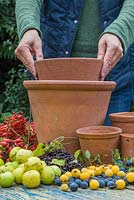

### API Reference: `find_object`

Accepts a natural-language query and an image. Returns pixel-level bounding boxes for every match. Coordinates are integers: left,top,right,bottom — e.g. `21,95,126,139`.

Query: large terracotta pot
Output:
76,126,122,164
24,80,116,153
110,112,134,133
121,134,134,158
35,58,102,81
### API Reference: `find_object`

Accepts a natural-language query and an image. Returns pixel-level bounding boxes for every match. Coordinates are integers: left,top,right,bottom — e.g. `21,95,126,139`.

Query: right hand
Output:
15,29,43,78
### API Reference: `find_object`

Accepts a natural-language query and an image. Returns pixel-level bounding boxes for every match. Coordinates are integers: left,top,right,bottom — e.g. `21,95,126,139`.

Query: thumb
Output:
97,37,106,60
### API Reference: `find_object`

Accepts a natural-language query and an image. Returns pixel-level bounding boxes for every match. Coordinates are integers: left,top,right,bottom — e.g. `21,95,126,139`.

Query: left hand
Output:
97,33,124,80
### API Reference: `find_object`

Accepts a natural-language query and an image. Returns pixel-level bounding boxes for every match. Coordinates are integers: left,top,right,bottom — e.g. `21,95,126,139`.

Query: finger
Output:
110,51,123,67
97,38,106,60
15,44,36,77
100,51,123,81
100,58,112,81
33,41,43,61
100,45,117,80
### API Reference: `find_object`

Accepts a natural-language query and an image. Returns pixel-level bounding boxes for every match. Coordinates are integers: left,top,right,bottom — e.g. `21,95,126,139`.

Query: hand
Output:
97,33,123,80
15,29,43,78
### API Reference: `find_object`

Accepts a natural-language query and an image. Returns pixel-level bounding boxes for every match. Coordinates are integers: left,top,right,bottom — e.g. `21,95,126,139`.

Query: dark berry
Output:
84,179,89,184
99,180,105,188
107,181,115,189
107,178,113,181
125,160,132,166
75,178,82,186
80,181,88,189
116,160,124,165
69,182,78,192
69,177,75,182
104,179,109,187
113,175,120,180
101,173,106,179
119,167,126,172
54,177,62,186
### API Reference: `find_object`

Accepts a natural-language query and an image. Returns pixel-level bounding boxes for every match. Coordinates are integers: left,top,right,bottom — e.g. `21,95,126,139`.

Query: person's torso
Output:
71,0,101,58
40,0,124,58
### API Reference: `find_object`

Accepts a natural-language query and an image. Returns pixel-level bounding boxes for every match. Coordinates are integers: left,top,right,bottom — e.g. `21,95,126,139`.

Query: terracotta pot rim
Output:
110,112,134,122
77,134,120,139
76,126,122,139
35,57,103,64
121,133,134,137
23,80,116,91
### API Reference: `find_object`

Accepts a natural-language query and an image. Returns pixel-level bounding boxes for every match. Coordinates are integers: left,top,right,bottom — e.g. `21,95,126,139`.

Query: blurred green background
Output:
0,0,30,119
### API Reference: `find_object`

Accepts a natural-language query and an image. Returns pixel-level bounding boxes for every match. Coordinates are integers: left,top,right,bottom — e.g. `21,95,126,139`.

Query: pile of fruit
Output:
57,164,134,192
0,147,60,188
39,148,85,173
0,144,134,191
0,112,38,161
0,112,134,192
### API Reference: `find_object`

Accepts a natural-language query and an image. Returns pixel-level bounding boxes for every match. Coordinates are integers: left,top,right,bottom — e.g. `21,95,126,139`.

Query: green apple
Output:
40,161,47,169
9,146,21,161
0,166,7,173
4,165,14,172
16,149,34,163
5,162,12,167
13,167,25,184
41,166,55,185
4,162,15,172
19,163,25,168
51,165,61,176
22,170,40,188
0,171,14,187
11,161,19,169
25,157,42,171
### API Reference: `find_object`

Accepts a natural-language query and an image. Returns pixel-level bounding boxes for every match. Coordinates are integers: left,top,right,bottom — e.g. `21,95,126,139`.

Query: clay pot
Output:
110,112,134,133
121,134,134,158
23,80,116,154
35,58,102,81
62,137,79,154
76,126,122,164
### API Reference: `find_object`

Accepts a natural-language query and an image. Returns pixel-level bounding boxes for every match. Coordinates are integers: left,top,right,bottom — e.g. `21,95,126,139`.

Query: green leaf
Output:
33,143,45,157
74,149,84,162
51,159,65,167
69,159,78,164
85,150,91,160
74,149,82,160
0,112,12,123
128,167,134,172
91,154,102,164
130,157,134,162
112,149,121,161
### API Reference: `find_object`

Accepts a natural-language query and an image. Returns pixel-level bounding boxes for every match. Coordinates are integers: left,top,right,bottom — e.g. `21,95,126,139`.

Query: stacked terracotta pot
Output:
23,58,117,161
76,126,122,164
110,112,134,158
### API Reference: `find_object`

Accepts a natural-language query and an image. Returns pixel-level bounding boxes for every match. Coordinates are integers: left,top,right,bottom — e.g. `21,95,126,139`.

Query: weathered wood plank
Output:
0,185,134,200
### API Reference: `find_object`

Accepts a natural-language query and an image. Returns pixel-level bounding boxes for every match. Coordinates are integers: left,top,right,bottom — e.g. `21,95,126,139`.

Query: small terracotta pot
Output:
24,80,116,154
76,126,122,164
121,133,134,158
110,112,134,133
35,58,102,81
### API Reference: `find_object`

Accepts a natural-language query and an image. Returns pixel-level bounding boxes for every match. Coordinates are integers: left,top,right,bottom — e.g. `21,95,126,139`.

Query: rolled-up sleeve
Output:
103,0,134,52
15,0,43,39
